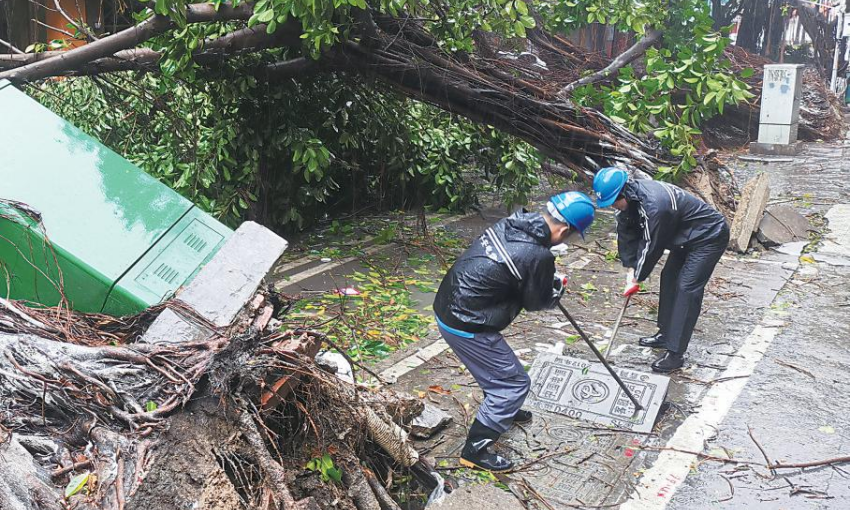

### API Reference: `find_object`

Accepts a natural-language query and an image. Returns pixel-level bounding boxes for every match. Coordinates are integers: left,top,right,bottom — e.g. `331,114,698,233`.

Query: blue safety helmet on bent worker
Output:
592,167,629,208
546,191,595,239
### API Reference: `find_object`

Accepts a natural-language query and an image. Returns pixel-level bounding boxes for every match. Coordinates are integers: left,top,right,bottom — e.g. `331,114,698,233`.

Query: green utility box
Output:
0,80,232,316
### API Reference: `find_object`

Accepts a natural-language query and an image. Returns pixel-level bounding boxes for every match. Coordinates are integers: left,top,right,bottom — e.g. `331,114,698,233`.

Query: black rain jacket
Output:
617,179,729,282
434,212,558,334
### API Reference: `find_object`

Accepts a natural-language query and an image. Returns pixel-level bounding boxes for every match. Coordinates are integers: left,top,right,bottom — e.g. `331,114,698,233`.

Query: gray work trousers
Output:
657,228,730,354
437,325,531,433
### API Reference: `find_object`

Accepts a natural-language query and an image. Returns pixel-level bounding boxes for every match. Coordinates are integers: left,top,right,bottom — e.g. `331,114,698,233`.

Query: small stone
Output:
409,403,453,439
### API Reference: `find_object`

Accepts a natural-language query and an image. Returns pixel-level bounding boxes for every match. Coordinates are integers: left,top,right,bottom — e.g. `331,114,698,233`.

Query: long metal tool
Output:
557,301,643,411
603,295,631,360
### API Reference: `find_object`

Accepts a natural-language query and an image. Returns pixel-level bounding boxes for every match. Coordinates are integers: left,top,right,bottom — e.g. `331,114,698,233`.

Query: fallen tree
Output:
0,2,739,218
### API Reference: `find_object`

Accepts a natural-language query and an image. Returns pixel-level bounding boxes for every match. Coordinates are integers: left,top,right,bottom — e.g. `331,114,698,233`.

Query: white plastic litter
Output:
315,350,355,384
550,243,569,255
425,471,448,507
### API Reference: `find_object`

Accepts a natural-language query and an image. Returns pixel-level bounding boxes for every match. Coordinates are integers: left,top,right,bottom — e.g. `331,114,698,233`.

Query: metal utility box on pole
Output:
0,79,233,315
750,64,805,156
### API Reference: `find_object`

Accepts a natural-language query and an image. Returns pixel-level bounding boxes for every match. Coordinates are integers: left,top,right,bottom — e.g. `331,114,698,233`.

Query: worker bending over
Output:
593,167,729,373
433,192,595,472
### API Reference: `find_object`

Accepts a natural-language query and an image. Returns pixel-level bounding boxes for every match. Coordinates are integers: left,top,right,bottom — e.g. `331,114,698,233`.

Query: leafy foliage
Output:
304,453,343,483
545,0,755,180
29,68,540,231
289,270,433,362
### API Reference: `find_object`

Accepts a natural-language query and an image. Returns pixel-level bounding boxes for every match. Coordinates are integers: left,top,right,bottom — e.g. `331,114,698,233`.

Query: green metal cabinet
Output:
0,79,232,315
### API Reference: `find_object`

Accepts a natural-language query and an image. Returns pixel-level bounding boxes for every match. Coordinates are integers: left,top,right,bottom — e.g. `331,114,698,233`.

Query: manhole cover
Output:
527,353,670,433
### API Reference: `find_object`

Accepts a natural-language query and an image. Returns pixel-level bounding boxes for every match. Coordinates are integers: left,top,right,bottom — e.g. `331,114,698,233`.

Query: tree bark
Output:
0,2,256,82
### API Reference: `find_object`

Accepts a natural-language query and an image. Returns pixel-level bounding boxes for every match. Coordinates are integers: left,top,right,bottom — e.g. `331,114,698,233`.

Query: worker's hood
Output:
503,211,552,248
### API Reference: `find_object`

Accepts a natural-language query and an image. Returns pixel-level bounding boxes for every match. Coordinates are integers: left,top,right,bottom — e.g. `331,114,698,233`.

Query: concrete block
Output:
757,122,799,145
178,222,288,327
749,141,803,156
437,483,525,510
142,221,288,344
757,205,812,247
410,403,453,439
729,173,771,252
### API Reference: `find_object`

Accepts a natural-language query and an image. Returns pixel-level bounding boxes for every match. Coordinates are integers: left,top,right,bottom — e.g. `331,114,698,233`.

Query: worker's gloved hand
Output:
552,273,568,299
623,268,639,297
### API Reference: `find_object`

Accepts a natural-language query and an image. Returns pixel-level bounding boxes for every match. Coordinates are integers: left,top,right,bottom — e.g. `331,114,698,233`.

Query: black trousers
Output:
657,227,730,354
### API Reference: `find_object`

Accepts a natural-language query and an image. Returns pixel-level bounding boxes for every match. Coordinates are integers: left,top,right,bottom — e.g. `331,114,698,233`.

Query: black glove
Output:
552,273,567,299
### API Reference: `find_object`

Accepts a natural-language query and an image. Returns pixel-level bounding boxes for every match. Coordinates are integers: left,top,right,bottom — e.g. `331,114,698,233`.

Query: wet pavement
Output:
272,139,850,509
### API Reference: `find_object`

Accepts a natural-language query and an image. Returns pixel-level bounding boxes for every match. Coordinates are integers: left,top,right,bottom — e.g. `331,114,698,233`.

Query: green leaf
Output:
564,334,580,345
740,67,755,79
145,400,158,412
65,472,90,498
256,9,275,22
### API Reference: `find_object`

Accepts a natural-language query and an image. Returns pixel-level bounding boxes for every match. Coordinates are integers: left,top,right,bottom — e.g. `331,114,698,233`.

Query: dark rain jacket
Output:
617,179,728,282
434,212,558,334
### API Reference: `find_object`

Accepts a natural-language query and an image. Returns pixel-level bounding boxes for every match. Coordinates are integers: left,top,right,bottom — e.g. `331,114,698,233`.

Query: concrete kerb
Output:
273,211,480,289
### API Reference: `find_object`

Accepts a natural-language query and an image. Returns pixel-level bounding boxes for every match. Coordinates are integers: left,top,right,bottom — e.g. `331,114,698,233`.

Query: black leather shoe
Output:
460,419,513,472
513,409,533,424
639,332,667,348
651,351,684,373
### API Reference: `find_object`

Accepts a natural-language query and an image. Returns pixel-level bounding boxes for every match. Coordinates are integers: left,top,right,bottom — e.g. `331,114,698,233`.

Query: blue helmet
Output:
547,191,595,239
593,167,629,208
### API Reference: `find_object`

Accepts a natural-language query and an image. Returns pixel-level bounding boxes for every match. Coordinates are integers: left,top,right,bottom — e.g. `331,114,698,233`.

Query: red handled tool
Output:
604,283,639,360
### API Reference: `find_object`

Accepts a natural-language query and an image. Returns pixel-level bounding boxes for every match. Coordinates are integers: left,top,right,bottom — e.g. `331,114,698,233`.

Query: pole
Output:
557,302,643,411
831,10,842,92
603,295,631,360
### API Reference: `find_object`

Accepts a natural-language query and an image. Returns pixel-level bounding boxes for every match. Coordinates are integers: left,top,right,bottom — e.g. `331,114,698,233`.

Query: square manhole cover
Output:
527,353,670,433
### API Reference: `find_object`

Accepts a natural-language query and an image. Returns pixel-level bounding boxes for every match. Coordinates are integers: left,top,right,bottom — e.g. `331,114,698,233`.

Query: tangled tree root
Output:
0,297,438,510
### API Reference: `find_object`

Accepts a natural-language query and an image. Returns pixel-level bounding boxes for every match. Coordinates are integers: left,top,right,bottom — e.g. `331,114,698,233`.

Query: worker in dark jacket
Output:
592,167,730,373
434,191,595,472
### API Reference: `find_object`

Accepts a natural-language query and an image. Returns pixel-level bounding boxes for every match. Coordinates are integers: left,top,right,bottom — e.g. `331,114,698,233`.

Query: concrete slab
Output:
814,203,850,266
526,353,670,434
729,173,770,252
143,222,288,344
749,141,803,155
178,221,288,327
436,483,525,510
756,204,813,246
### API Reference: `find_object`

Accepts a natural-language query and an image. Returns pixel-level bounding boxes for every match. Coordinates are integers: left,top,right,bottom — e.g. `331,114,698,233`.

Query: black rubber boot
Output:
651,350,684,373
639,331,667,348
459,419,513,472
513,409,533,424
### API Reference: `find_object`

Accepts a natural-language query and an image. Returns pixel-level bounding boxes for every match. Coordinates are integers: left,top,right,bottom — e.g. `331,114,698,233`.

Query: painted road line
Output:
619,316,787,510
275,213,481,290
380,338,449,382
274,243,387,289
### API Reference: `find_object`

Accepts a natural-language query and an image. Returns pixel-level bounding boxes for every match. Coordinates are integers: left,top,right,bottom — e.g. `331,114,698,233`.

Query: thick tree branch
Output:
261,57,323,80
559,27,662,97
0,3,256,83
